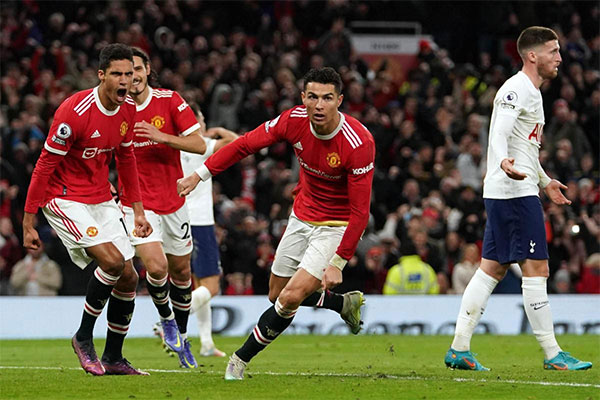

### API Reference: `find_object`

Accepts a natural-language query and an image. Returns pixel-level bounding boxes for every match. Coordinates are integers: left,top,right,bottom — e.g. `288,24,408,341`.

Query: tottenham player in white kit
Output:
445,27,592,371
181,105,237,358
178,67,374,380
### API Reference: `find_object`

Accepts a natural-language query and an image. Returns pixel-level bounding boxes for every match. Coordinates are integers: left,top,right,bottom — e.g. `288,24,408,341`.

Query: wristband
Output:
194,164,212,181
329,254,348,271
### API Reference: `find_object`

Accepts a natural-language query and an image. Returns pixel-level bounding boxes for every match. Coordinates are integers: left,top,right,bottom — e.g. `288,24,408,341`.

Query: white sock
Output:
522,276,561,360
451,268,498,351
190,286,211,314
197,300,215,351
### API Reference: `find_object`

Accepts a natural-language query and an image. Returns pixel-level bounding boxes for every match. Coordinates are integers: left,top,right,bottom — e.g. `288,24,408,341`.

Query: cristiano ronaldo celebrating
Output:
178,67,375,380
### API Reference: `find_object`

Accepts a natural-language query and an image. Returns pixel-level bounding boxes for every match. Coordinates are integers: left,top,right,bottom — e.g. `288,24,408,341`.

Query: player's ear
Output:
301,91,306,104
337,93,344,108
145,61,151,76
97,69,105,82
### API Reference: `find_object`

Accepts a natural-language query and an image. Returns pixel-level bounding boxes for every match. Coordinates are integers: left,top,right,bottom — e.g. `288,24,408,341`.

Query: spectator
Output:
9,241,62,295
551,268,572,294
0,216,23,294
575,253,600,294
383,240,439,295
456,141,485,192
452,244,481,294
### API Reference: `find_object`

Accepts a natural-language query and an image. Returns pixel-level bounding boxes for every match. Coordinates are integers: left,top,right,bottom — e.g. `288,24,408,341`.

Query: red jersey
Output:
204,106,375,260
24,87,141,213
119,88,200,214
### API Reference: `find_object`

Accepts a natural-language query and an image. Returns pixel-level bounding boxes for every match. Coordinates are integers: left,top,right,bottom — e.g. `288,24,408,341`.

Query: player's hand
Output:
321,265,343,291
544,179,572,205
133,214,153,238
134,121,169,144
23,226,41,250
204,127,220,138
501,158,527,180
177,173,201,197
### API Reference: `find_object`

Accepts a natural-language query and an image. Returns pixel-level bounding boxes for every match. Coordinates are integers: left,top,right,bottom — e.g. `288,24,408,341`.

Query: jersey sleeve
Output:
495,86,525,118
335,136,375,261
24,102,77,213
200,111,289,179
170,92,201,137
489,86,527,164
115,107,142,203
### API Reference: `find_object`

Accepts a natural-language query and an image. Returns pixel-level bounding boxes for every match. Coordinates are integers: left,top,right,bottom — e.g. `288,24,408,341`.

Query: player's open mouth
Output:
313,113,325,121
116,88,127,102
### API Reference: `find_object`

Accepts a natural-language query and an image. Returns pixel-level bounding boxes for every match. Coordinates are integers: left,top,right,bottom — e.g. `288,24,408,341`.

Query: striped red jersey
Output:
24,87,140,213
204,106,375,260
119,88,200,214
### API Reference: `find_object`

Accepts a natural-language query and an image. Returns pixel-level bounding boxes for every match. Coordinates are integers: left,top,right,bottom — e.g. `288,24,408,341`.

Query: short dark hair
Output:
131,46,159,86
189,101,201,116
517,26,558,57
131,46,150,66
99,43,133,71
302,67,343,94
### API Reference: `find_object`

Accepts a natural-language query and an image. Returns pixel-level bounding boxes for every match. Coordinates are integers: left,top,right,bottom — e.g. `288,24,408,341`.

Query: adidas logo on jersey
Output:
91,130,101,138
293,141,303,150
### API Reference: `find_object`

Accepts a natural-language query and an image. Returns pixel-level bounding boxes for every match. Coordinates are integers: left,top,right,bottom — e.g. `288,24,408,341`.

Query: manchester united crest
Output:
326,152,341,168
86,226,98,237
120,121,128,136
150,115,165,129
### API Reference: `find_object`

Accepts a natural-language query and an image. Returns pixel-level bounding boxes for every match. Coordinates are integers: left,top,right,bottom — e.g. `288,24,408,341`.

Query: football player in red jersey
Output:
119,47,206,368
178,67,375,380
23,44,152,376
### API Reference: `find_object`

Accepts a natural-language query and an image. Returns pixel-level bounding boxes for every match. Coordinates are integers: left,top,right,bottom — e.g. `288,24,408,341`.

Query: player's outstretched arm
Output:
544,179,572,205
177,172,202,197
134,121,207,154
22,212,41,250
205,127,239,152
500,158,527,180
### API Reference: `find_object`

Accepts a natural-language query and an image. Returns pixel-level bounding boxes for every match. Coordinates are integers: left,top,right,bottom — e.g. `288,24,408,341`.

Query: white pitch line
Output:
0,366,598,389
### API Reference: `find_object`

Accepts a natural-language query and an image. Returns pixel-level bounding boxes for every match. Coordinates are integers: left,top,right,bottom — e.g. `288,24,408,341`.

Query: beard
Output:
130,80,147,95
538,64,558,80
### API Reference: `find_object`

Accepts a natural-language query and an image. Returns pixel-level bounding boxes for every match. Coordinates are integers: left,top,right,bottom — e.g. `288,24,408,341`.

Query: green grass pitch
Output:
1,334,598,399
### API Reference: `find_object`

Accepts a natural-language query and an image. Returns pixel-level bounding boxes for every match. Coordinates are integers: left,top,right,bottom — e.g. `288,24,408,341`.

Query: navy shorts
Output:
190,225,222,279
482,196,549,264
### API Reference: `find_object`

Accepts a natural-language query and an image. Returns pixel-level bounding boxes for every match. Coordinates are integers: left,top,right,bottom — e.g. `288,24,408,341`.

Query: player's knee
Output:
98,253,126,276
144,258,168,279
169,265,191,281
277,288,303,309
268,291,278,304
117,267,139,291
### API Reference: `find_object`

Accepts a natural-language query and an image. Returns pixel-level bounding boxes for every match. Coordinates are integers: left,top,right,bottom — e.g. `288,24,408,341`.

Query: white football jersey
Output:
181,136,216,226
484,71,545,199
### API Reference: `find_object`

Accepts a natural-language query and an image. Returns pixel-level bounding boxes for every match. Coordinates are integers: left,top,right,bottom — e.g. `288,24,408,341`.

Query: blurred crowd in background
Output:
1,0,598,297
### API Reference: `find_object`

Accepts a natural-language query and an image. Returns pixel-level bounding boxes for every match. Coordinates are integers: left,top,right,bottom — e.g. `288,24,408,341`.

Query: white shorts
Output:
121,204,193,256
271,213,346,280
42,198,134,269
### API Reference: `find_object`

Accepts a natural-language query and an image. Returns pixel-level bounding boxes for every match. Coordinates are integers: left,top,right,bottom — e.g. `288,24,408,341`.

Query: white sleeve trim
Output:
180,123,201,137
329,253,348,271
120,141,133,147
195,164,213,181
44,142,67,155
